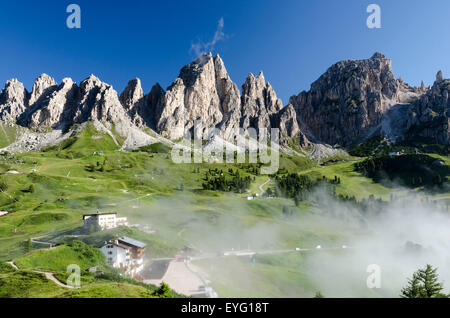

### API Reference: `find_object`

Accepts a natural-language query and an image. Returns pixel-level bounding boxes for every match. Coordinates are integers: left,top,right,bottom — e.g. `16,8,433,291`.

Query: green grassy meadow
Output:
0,123,449,297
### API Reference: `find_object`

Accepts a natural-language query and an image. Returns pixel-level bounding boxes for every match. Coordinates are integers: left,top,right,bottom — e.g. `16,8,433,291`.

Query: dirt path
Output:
7,261,74,289
6,261,18,270
35,271,75,289
259,178,271,196
30,235,54,248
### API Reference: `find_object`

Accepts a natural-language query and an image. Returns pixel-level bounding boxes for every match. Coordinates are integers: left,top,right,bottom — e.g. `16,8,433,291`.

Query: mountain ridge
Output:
0,52,448,155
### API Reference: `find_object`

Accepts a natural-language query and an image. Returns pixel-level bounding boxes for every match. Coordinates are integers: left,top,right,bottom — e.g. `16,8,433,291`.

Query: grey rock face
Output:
120,78,149,128
155,53,306,145
273,104,310,146
240,71,283,131
120,78,144,111
156,53,240,139
0,79,29,122
405,71,450,145
122,79,166,129
73,75,128,125
5,51,446,151
29,74,58,106
290,52,401,146
28,77,78,129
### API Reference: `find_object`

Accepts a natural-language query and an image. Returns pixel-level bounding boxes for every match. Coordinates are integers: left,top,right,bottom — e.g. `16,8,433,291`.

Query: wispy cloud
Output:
190,17,226,57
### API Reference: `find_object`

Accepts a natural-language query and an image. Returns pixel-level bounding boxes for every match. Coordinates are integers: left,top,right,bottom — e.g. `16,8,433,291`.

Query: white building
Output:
83,212,128,231
389,150,404,156
100,236,146,277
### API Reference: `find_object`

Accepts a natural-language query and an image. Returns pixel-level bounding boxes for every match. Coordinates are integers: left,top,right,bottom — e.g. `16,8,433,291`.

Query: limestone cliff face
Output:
240,71,283,131
28,77,78,129
0,79,29,122
405,71,450,145
2,52,447,151
72,75,129,126
290,52,401,146
273,104,310,146
0,54,309,147
29,74,58,106
155,53,307,144
213,54,241,140
156,53,237,139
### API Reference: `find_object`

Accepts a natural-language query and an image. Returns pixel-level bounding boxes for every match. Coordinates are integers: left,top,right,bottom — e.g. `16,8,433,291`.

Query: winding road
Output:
6,261,74,289
258,178,271,196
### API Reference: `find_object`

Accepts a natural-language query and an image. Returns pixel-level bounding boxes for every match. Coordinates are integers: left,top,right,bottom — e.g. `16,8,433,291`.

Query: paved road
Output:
147,246,351,262
141,260,171,280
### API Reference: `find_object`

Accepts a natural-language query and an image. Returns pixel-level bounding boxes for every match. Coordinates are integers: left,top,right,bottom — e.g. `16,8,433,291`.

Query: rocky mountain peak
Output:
421,80,426,91
240,71,283,131
436,70,444,83
26,76,79,129
80,74,103,89
405,71,449,145
213,54,230,80
156,52,230,139
73,74,128,126
120,78,144,110
29,73,57,105
290,52,401,145
0,78,29,121
370,52,386,60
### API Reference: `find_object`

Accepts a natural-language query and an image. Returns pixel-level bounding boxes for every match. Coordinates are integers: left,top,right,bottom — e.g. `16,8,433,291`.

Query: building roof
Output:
83,211,117,218
104,241,131,250
118,236,146,248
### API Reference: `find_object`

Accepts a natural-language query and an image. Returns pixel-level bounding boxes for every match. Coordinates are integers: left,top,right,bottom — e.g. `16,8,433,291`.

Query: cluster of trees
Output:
273,174,341,202
274,173,314,199
202,168,252,193
354,154,448,188
272,173,388,214
349,136,387,157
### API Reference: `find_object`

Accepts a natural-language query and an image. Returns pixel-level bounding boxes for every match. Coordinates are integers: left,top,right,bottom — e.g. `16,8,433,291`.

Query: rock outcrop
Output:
290,52,401,146
72,75,129,126
0,79,29,122
240,71,283,131
273,104,310,146
1,52,447,152
29,74,58,106
27,77,78,129
156,53,233,139
405,71,450,145
119,78,159,128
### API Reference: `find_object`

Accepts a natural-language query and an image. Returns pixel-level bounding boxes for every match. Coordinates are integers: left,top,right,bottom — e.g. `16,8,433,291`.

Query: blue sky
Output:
0,0,448,103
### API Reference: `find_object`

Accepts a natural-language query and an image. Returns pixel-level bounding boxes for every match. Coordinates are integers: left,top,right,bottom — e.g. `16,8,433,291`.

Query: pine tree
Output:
401,272,422,298
401,264,448,298
418,264,444,298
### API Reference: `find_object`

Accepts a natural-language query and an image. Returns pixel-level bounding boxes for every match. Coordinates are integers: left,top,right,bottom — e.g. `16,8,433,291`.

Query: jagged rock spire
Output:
0,79,29,121
120,78,144,110
29,74,57,106
436,70,444,83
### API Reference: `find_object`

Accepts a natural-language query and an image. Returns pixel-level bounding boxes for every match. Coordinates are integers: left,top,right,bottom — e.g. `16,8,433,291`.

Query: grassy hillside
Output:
0,124,449,297
15,241,107,272
0,241,178,298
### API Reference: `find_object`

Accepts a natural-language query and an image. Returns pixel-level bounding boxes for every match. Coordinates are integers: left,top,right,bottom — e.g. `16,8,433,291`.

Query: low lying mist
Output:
117,178,450,297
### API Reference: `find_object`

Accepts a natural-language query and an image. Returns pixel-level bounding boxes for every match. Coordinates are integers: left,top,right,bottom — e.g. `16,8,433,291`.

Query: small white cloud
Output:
190,17,226,57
